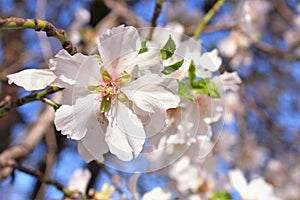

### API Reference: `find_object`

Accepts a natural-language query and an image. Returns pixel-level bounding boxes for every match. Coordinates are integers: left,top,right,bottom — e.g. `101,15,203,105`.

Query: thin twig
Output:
35,126,57,200
274,0,294,22
0,93,61,180
151,0,165,28
193,0,226,40
3,162,89,199
0,86,62,118
102,0,144,27
253,40,299,60
148,0,165,40
14,163,71,196
0,17,77,55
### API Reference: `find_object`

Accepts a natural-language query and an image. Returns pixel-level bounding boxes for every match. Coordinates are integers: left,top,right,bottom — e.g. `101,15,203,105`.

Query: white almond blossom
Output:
168,153,217,198
240,0,272,35
7,25,180,162
68,168,91,194
143,26,230,168
217,30,252,69
142,187,171,200
229,169,281,200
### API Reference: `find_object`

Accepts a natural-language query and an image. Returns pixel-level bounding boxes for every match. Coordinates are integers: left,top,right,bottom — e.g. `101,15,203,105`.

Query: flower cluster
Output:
7,25,225,166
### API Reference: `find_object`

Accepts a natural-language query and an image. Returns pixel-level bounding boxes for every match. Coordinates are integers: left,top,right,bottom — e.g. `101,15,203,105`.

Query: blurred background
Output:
0,0,299,199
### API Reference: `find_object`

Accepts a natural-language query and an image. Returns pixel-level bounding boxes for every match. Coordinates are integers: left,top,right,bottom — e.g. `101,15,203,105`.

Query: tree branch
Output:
0,17,77,55
102,0,144,27
13,162,72,196
147,0,165,40
193,0,226,40
0,93,61,180
252,40,300,60
151,0,165,28
0,86,62,118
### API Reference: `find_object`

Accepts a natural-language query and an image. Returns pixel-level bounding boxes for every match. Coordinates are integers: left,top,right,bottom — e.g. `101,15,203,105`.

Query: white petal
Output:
7,69,56,91
61,88,73,105
106,125,134,161
142,188,171,200
169,38,201,78
228,169,248,196
219,71,242,92
98,25,140,75
106,102,145,161
132,102,167,136
198,49,222,72
68,168,91,193
74,56,101,86
247,178,273,198
78,142,95,162
77,113,109,162
116,102,146,155
54,89,95,140
122,74,179,112
130,49,163,79
176,37,202,62
218,36,237,57
151,25,183,47
50,50,100,88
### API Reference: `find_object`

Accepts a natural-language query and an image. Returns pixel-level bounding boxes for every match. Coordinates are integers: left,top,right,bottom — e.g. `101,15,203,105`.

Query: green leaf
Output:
160,35,176,60
100,95,111,113
192,78,221,98
209,191,232,200
138,40,148,54
188,60,196,85
88,85,102,93
177,80,194,102
117,71,131,87
162,59,184,75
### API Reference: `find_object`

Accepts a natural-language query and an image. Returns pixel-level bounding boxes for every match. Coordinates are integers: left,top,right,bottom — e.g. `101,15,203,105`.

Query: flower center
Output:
88,69,131,114
101,80,120,99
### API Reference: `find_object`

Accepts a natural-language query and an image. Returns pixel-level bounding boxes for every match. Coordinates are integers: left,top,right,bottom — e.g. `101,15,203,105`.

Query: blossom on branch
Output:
7,25,180,162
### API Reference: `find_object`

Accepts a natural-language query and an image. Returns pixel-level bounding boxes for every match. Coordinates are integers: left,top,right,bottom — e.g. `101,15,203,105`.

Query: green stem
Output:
193,0,226,40
41,97,61,111
0,86,63,118
0,17,77,55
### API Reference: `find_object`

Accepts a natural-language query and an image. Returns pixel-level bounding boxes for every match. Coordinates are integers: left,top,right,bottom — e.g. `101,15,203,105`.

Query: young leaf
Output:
192,78,221,98
138,40,148,54
188,60,196,85
177,80,194,102
209,191,232,200
162,59,184,75
160,35,176,60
